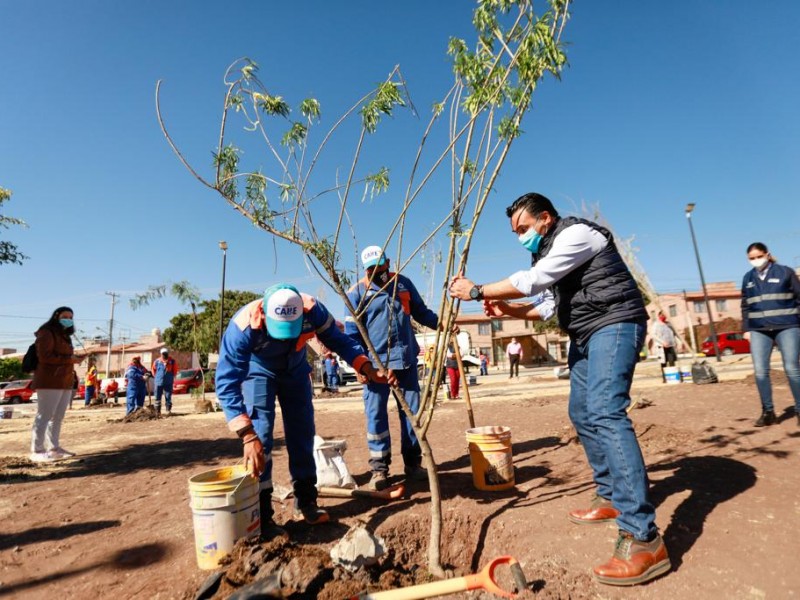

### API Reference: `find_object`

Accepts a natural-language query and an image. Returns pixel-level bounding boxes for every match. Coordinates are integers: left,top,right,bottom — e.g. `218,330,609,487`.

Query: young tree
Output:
0,187,28,266
157,0,570,576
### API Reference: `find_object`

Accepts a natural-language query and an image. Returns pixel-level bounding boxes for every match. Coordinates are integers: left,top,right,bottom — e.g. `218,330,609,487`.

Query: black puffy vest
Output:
533,216,647,345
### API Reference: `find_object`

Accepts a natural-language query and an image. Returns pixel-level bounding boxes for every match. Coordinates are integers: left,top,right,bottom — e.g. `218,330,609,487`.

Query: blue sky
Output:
2,1,799,351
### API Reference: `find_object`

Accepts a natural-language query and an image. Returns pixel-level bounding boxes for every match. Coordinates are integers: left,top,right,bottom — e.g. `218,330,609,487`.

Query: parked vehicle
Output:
702,331,750,356
173,369,204,394
336,357,357,385
1,379,35,404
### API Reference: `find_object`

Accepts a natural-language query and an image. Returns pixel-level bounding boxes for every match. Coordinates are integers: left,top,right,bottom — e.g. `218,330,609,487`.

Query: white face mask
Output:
749,257,769,270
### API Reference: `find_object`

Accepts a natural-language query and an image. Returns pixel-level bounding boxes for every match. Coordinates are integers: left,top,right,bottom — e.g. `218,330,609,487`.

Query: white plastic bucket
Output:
680,366,692,383
664,366,681,384
188,465,261,569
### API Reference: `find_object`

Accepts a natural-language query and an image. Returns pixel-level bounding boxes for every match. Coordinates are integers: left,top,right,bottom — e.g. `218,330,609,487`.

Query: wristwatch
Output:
469,285,484,301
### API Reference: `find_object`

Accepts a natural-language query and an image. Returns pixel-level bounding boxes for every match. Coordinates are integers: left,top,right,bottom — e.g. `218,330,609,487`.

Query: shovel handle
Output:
318,484,405,500
354,556,519,600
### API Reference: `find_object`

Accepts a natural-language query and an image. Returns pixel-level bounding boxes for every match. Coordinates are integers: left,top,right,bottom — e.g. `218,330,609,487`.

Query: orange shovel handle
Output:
354,556,520,600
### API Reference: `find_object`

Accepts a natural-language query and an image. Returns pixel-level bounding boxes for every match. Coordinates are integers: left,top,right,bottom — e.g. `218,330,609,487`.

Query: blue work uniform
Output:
345,273,438,474
216,296,369,506
125,363,148,415
152,356,177,412
324,357,340,391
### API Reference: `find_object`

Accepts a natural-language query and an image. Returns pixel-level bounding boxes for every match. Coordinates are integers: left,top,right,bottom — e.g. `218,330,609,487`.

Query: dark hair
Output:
505,192,559,219
746,242,768,254
41,306,73,329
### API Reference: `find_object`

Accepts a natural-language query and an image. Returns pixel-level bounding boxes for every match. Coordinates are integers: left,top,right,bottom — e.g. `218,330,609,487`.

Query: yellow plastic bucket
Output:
466,426,515,491
188,465,261,569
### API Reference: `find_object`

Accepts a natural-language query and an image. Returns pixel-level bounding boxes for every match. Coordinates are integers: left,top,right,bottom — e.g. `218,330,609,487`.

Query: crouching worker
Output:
216,283,390,534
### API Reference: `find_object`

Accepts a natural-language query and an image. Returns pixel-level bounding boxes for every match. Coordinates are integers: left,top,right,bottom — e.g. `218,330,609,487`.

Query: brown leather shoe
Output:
568,495,620,525
593,531,671,586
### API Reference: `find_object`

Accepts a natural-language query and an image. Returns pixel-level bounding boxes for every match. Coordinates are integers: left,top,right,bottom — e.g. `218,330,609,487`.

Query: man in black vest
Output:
449,192,670,586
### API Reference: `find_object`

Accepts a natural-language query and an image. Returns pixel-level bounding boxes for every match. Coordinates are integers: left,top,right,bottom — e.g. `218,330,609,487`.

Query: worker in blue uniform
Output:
345,245,440,491
216,283,388,532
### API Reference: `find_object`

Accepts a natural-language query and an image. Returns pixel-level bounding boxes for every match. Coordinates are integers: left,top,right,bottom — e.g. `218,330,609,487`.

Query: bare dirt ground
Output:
1,355,799,599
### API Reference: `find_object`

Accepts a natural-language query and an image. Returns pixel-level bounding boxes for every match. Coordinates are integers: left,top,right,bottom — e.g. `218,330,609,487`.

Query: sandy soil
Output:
1,355,799,599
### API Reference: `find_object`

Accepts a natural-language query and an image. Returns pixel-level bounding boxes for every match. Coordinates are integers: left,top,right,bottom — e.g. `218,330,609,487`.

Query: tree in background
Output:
0,358,25,382
157,0,570,576
0,187,28,266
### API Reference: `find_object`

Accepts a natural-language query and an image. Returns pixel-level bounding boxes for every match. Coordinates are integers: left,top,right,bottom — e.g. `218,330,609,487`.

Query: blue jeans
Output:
327,373,339,390
568,321,657,541
84,385,95,406
749,327,800,413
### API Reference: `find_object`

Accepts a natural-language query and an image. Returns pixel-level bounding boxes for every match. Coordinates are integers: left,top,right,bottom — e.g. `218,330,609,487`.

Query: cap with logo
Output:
361,245,387,269
160,348,169,355
264,283,304,340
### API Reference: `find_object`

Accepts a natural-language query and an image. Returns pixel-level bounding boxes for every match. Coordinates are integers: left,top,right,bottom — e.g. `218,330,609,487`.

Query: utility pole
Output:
685,204,720,361
105,292,118,376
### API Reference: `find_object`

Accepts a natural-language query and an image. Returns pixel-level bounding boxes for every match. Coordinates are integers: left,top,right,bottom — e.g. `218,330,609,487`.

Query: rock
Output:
330,525,385,572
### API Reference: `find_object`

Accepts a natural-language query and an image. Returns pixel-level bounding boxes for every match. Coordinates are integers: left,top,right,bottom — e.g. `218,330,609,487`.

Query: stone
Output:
330,525,386,572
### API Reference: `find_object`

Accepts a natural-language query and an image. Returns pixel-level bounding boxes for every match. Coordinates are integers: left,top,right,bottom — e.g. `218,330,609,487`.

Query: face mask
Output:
59,318,74,328
749,257,769,270
519,228,543,253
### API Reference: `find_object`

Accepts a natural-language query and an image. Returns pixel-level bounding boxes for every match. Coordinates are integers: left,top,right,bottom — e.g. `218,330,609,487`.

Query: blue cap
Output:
264,284,304,339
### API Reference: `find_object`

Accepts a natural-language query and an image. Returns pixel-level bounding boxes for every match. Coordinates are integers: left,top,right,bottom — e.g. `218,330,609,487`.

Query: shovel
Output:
318,483,405,501
352,555,527,599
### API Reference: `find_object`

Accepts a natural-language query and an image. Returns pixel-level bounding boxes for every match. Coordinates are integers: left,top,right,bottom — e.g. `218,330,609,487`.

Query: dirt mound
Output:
743,371,790,388
191,525,445,600
195,399,216,413
317,389,354,399
116,406,160,423
0,456,56,483
85,402,118,410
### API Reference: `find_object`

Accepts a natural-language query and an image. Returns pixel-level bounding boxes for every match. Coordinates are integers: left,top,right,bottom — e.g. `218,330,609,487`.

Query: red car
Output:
172,369,204,394
1,379,35,404
702,331,751,356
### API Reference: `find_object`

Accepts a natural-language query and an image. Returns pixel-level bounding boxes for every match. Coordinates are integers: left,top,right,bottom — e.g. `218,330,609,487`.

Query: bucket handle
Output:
226,461,253,503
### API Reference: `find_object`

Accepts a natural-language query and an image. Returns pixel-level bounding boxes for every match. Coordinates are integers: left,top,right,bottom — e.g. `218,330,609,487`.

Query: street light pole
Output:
685,203,721,361
218,241,228,351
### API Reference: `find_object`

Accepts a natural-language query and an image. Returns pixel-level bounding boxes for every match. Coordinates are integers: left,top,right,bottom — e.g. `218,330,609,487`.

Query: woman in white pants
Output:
30,306,82,462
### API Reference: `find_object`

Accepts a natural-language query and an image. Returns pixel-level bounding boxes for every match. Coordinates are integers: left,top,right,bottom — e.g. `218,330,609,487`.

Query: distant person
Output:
506,337,523,378
31,306,82,462
345,245,440,491
324,353,340,392
125,356,148,415
216,284,388,531
652,311,677,383
70,371,78,410
152,348,178,416
479,352,489,376
445,345,460,399
84,357,98,406
741,242,800,427
106,378,119,405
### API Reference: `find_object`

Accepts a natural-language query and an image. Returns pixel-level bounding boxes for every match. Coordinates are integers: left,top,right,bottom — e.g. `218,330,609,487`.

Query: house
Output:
455,310,569,369
74,329,195,379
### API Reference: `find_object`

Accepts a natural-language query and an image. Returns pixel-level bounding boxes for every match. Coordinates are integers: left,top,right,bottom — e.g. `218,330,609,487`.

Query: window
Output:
478,322,491,336
491,319,503,332
693,301,706,313
715,299,727,312
668,305,677,318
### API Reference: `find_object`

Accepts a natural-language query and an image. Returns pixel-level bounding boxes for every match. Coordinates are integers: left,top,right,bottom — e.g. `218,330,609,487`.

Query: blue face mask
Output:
518,227,543,253
59,318,74,328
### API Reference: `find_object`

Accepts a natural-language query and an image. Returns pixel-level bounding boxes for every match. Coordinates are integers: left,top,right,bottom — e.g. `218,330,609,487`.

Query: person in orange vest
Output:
152,348,179,416
84,357,98,407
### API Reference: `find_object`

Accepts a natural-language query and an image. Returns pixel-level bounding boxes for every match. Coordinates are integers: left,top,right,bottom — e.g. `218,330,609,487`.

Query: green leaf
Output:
281,122,308,147
300,98,321,121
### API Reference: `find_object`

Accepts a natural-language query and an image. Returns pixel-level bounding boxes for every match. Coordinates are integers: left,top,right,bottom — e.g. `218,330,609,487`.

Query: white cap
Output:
264,284,304,339
361,245,387,269
160,348,169,354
